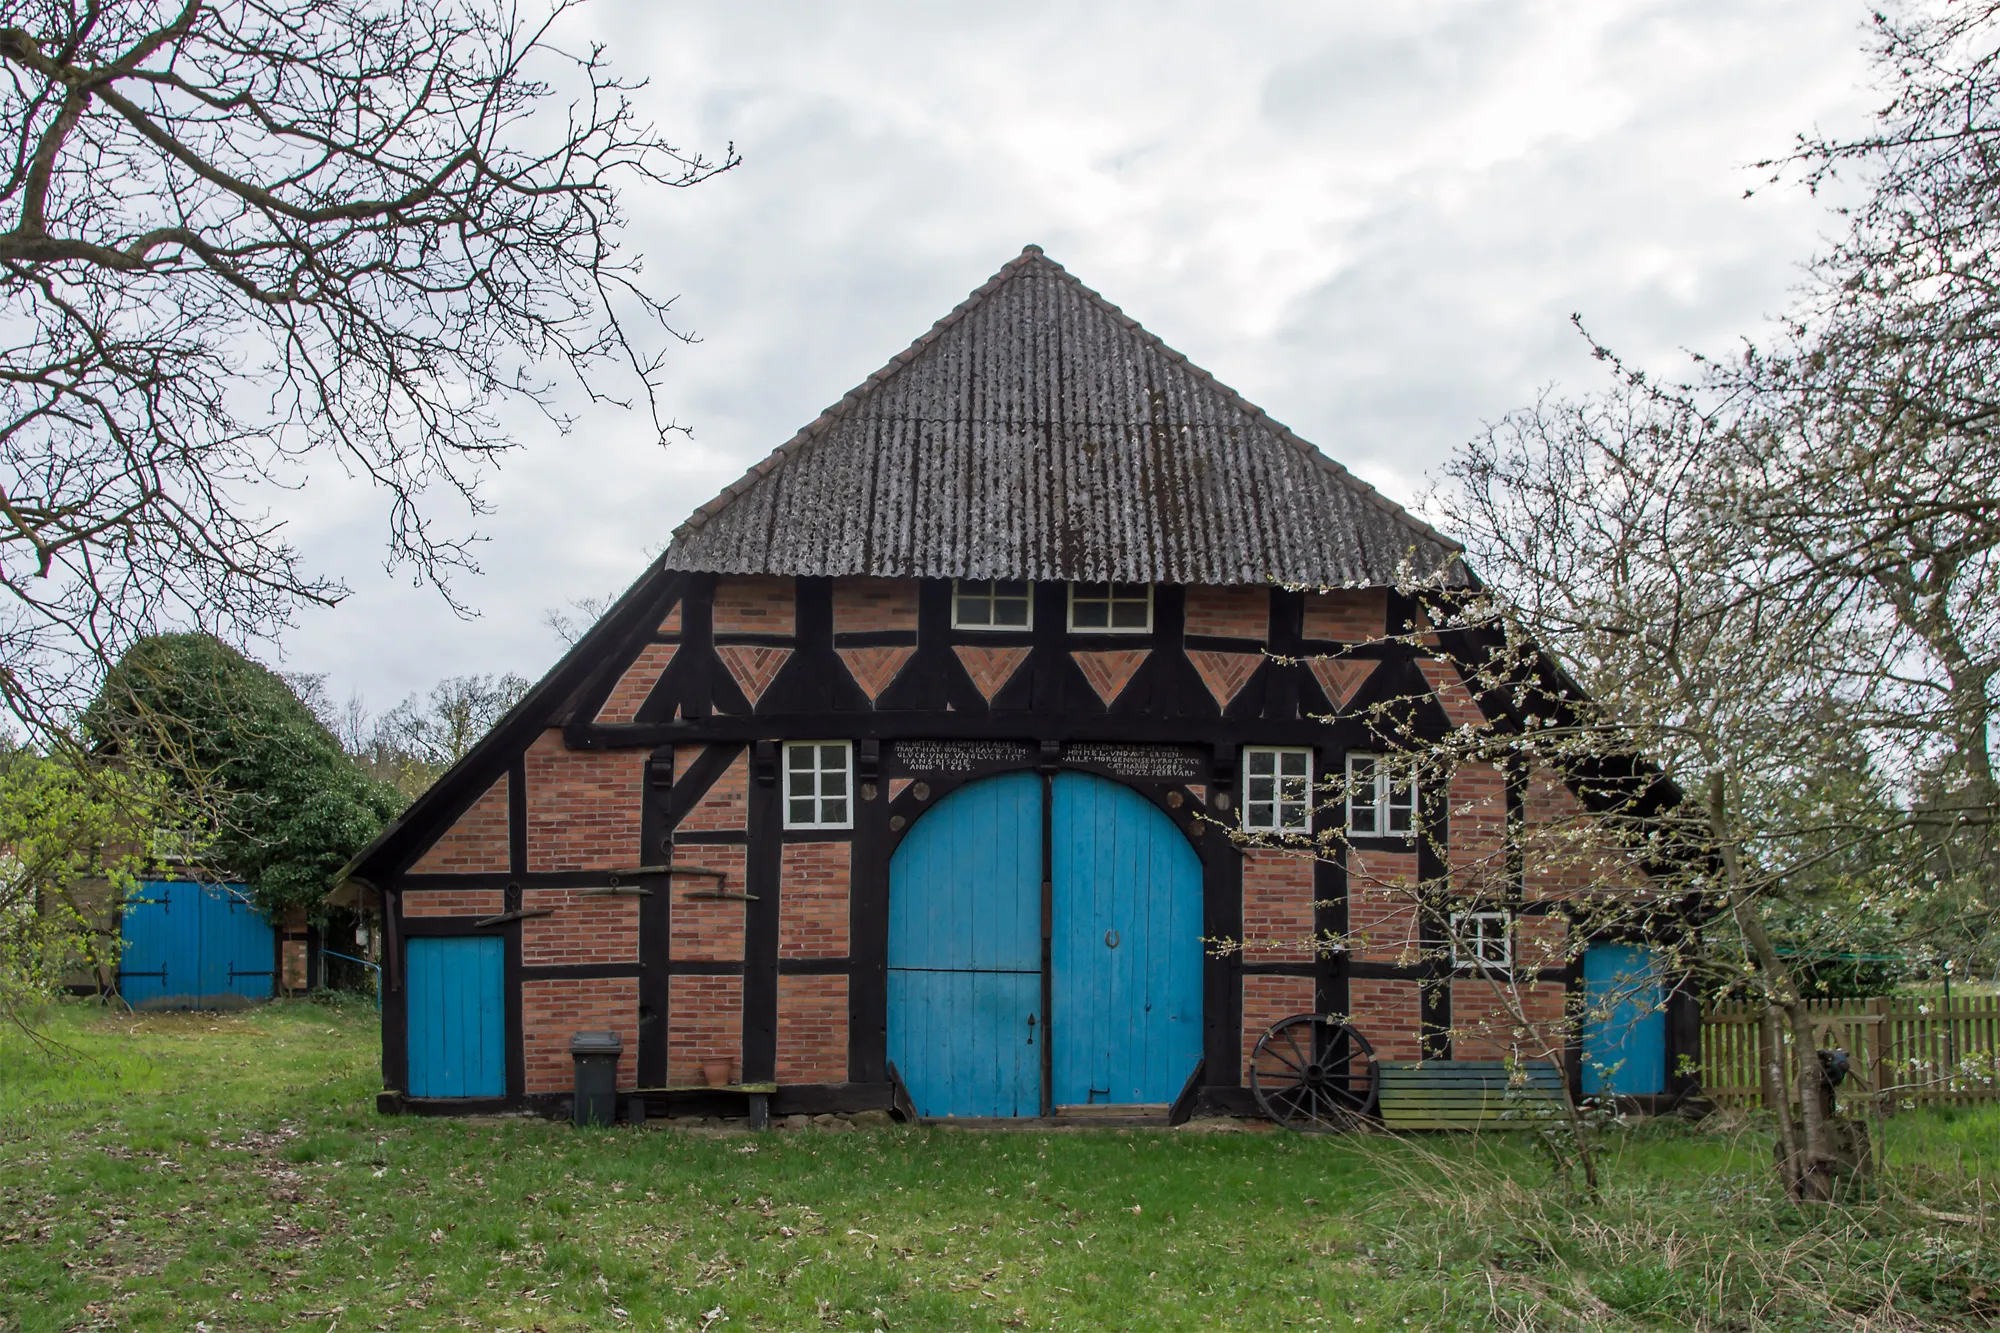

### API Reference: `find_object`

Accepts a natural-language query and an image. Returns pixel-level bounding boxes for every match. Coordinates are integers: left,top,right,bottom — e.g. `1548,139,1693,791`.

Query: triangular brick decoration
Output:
953,645,1030,703
890,778,914,802
836,646,916,703
1186,784,1207,805
1186,649,1262,707
596,643,677,724
660,601,682,633
1071,650,1149,707
716,644,793,705
1309,658,1377,710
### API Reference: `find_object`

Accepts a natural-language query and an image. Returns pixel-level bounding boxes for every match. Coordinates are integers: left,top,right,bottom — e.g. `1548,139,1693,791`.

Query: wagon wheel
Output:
1250,1013,1379,1132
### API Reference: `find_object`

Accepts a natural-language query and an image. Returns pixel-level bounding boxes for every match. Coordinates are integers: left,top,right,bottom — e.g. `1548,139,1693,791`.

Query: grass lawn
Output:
3,999,1998,1332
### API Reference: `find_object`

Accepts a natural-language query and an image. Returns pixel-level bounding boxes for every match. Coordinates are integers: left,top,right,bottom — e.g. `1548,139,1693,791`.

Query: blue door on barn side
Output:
1050,772,1204,1106
1581,943,1667,1096
118,879,274,1009
886,770,1204,1117
406,936,507,1099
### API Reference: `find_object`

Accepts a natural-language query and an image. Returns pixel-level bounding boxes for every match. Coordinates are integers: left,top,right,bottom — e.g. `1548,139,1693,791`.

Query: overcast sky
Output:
275,0,1880,717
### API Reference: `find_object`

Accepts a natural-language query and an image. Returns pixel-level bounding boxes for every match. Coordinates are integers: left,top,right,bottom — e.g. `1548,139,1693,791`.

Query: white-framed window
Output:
1243,747,1312,833
1067,581,1152,632
784,742,853,829
952,579,1033,630
1346,753,1417,837
1452,911,1513,971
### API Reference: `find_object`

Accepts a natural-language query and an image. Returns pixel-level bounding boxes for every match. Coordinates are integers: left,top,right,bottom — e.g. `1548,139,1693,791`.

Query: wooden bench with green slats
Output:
1376,1060,1568,1130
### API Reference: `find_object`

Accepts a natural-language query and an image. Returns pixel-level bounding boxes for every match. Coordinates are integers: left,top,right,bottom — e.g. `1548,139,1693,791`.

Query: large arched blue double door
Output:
887,771,1203,1117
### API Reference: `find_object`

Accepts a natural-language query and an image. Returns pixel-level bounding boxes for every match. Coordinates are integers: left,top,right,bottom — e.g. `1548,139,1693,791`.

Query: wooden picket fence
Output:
1701,996,2000,1112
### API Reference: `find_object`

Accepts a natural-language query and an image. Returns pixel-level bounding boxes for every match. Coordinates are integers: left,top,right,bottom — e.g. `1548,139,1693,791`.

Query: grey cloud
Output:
270,0,1879,712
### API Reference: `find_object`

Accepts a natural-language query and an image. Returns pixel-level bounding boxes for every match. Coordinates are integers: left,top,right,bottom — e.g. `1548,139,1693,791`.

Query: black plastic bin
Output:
570,1030,624,1127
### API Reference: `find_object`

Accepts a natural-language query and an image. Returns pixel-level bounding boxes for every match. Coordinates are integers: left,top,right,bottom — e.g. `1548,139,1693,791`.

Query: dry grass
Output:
1365,1114,2000,1330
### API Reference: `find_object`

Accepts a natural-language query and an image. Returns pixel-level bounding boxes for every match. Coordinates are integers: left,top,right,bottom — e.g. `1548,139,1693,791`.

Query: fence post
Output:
1869,995,1892,1117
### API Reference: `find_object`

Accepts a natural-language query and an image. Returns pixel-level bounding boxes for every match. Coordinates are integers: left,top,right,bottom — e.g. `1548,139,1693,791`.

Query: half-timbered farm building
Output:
342,246,1698,1123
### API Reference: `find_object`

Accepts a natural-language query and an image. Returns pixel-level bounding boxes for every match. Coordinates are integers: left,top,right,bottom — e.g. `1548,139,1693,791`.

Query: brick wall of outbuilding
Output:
522,978,639,1094
776,976,848,1083
1184,586,1267,639
669,975,743,1086
526,730,644,872
521,889,639,965
402,888,503,917
409,775,509,874
713,576,796,635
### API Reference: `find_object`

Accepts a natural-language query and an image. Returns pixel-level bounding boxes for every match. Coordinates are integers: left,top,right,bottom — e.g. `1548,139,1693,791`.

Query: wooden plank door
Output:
887,772,1043,1117
198,884,275,1004
1582,944,1666,1095
117,878,193,1009
1050,773,1204,1106
406,936,507,1098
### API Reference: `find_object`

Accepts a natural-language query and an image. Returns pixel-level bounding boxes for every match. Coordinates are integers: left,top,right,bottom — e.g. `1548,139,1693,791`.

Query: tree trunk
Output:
1759,1000,1799,1182
1710,770,1836,1199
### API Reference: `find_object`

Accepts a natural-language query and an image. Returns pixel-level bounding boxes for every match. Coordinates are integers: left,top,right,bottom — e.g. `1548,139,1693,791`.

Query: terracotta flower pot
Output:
701,1059,734,1088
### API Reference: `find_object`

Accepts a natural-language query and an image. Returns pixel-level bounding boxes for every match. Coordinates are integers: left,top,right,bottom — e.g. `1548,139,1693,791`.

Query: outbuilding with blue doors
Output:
345,246,1701,1123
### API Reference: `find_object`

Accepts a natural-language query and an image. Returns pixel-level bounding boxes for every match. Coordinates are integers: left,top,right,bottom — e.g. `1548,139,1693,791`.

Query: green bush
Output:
86,633,406,920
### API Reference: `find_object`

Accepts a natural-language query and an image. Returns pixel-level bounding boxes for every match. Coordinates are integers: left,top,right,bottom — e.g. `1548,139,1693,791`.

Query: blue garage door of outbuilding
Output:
1581,943,1667,1096
118,879,274,1009
886,771,1203,1118
406,936,507,1099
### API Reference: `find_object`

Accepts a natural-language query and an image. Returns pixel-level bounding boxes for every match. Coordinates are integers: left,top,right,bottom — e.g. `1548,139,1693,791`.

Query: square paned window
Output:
1451,911,1513,971
1068,581,1152,632
1243,747,1312,833
1346,753,1417,837
784,742,852,829
953,579,1033,629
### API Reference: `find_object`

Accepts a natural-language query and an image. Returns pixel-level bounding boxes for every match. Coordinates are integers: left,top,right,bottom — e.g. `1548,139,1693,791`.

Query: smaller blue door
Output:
406,936,507,1098
1582,944,1667,1096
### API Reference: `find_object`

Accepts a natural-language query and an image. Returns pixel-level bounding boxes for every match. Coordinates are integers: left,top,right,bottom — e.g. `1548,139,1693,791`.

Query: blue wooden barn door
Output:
406,936,507,1098
200,886,275,1003
1050,773,1204,1106
887,772,1043,1118
1582,943,1667,1096
119,880,273,1009
117,879,194,1008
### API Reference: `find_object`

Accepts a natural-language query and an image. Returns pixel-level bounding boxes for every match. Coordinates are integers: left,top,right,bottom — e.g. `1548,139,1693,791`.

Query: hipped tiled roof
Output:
664,247,1464,587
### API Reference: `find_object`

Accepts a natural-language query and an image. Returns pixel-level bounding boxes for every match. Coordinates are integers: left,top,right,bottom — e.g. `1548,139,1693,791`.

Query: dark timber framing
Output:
352,568,1702,1117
